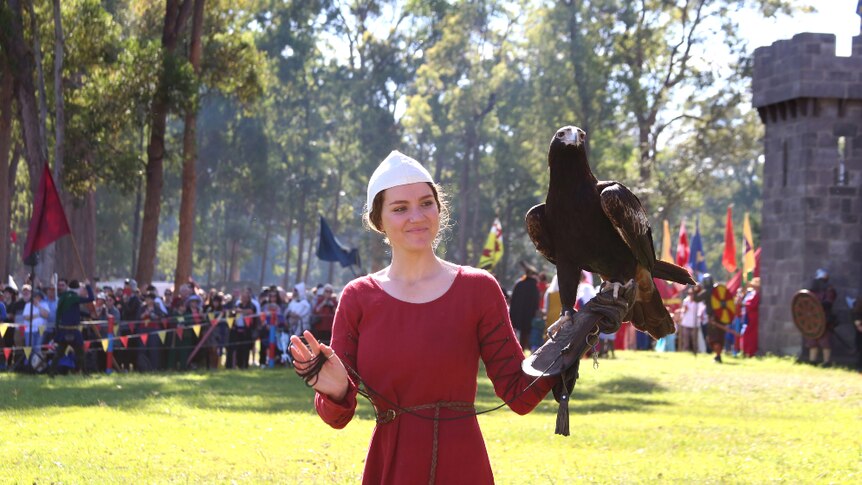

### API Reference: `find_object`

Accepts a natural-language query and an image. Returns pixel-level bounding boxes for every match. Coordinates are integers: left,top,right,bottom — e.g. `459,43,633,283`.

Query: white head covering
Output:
366,150,434,211
293,282,306,298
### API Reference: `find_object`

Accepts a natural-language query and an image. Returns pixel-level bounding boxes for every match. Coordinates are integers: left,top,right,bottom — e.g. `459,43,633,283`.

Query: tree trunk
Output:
0,1,46,194
303,230,315,284
52,0,65,180
136,0,194,285
258,223,270,288
282,212,293,288
0,67,13,281
174,0,205,293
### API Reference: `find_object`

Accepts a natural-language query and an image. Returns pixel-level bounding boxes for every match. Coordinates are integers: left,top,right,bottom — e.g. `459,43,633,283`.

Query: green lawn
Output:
1,352,860,484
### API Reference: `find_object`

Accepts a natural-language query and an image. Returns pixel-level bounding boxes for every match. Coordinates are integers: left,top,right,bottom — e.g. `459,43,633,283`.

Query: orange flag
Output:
722,206,737,273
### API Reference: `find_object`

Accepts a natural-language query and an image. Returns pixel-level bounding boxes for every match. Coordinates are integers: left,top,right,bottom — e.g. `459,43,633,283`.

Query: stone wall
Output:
753,33,862,360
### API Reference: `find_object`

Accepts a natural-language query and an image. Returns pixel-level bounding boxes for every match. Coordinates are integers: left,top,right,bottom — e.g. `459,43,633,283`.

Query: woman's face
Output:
379,182,440,252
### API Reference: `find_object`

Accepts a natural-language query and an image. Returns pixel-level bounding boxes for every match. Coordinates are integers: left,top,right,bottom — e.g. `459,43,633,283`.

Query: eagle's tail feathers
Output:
653,260,695,285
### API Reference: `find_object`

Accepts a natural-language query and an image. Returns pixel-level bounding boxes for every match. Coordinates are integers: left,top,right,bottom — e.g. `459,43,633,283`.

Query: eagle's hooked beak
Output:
555,126,586,147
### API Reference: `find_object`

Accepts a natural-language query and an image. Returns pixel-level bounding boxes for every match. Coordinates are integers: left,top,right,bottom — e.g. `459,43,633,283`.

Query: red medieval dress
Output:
741,289,760,357
314,266,555,484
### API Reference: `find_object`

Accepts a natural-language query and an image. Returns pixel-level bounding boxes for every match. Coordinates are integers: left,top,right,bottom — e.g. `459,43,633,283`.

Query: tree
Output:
136,0,195,285
174,0,204,293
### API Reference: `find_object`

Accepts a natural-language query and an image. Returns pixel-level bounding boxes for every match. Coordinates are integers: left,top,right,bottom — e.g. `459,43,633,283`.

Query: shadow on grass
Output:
2,368,671,418
0,369,322,415
473,374,670,416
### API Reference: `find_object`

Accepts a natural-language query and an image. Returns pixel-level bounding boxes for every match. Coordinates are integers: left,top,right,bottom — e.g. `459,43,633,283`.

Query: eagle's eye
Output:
556,130,566,138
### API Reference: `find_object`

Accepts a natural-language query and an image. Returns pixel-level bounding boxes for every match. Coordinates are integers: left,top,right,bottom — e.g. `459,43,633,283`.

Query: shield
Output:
710,284,735,324
791,290,826,339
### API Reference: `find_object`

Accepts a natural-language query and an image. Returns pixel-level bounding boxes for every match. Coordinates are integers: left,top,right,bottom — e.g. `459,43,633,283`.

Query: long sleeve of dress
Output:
478,275,556,415
314,283,360,429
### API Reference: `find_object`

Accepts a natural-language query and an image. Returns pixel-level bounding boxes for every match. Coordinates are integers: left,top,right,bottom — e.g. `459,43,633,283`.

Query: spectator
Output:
509,262,540,349
679,286,705,354
740,278,761,358
51,279,95,375
804,270,836,366
228,288,257,369
139,292,167,371
285,283,311,338
311,284,337,344
22,290,50,366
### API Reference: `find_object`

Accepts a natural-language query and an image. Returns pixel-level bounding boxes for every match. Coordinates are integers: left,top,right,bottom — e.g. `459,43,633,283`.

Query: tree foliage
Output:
1,0,808,289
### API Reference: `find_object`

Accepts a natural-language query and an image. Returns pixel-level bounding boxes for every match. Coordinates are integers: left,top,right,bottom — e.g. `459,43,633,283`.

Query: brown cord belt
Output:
375,401,475,485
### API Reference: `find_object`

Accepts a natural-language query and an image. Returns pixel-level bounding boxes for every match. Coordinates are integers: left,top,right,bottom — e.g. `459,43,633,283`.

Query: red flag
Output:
722,206,737,273
22,165,71,260
675,219,689,267
119,336,129,348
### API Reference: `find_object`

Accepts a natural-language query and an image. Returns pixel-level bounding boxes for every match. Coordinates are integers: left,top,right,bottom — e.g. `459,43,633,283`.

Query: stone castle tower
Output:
752,33,862,360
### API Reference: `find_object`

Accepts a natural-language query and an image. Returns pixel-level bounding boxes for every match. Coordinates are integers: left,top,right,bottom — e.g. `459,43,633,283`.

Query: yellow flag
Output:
207,312,215,323
192,324,201,337
158,330,167,344
24,347,32,359
743,212,756,281
101,339,109,352
227,316,236,329
0,324,8,337
38,325,45,336
477,219,504,271
661,220,672,263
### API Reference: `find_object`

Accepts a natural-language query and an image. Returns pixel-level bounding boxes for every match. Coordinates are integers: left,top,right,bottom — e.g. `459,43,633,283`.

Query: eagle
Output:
526,125,695,339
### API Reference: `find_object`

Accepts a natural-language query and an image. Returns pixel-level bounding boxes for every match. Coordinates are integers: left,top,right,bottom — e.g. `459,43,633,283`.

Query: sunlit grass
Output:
1,352,860,483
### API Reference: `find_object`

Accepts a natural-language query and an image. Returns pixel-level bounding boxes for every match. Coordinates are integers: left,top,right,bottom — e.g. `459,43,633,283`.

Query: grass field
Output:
1,351,860,484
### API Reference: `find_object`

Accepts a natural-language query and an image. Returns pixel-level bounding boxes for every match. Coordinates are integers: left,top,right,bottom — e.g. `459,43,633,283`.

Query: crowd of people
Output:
504,265,765,364
0,276,338,374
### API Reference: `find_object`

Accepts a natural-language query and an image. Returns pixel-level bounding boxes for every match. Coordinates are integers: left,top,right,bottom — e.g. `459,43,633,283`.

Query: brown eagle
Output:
526,126,694,339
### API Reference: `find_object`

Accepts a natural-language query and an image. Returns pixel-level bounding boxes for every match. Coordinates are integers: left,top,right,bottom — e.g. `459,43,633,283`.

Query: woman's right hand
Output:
290,330,349,402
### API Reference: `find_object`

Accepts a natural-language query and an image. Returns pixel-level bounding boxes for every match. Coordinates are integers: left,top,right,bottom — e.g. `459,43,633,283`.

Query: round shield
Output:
710,284,735,324
791,290,826,339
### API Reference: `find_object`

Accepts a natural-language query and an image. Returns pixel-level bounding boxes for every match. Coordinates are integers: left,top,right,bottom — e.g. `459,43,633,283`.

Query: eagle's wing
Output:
598,181,656,269
525,203,556,265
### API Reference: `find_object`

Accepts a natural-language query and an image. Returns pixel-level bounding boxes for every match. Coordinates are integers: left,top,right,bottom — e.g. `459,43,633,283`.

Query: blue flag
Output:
317,216,360,268
688,217,708,274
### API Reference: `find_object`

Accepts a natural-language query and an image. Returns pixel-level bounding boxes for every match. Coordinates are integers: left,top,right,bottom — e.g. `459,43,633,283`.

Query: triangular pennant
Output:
176,326,184,340
101,339,109,352
38,325,45,336
128,323,136,334
140,333,149,345
192,324,201,337
23,347,32,359
158,330,167,344
0,323,8,337
207,312,215,323
120,336,129,348
227,316,236,329
84,341,92,352
2,348,11,361
176,316,185,324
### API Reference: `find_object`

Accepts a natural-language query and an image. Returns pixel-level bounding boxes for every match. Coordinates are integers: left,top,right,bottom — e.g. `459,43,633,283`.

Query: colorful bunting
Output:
176,326,184,340
101,339,109,352
3,348,10,361
140,334,149,345
23,347,32,359
120,336,129,348
0,324,8,337
38,325,45,336
157,330,167,344
207,312,215,323
227,316,236,329
192,324,201,337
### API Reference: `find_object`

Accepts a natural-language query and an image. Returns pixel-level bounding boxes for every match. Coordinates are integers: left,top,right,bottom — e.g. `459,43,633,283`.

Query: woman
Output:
290,151,555,484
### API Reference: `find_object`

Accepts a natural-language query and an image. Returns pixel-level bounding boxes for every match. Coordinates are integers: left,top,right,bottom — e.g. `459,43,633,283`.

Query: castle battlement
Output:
753,34,862,109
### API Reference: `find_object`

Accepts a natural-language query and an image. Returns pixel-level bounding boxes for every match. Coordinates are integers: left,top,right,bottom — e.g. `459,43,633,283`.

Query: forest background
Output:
0,0,814,292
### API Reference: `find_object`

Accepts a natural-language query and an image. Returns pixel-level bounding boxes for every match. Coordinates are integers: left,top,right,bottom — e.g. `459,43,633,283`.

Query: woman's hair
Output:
363,182,450,249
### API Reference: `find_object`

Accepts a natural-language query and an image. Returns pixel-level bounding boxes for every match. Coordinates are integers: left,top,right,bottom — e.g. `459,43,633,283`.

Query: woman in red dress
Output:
290,151,555,484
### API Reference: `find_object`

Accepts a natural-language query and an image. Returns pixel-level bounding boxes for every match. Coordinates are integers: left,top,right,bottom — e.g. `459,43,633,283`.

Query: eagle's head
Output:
548,125,589,170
